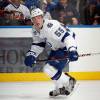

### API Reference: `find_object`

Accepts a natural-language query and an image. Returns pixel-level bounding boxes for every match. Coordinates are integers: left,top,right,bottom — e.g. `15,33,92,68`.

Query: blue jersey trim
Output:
51,70,62,80
61,32,70,42
32,42,46,48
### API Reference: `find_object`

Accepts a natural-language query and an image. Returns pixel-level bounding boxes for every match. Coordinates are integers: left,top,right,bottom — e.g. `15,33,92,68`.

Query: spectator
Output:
58,9,67,24
71,17,79,25
69,0,77,8
4,0,31,25
84,0,97,24
52,0,58,3
79,0,87,24
92,0,100,25
95,0,100,16
42,0,52,19
24,0,40,10
45,0,56,12
50,0,79,25
0,0,10,10
92,15,100,25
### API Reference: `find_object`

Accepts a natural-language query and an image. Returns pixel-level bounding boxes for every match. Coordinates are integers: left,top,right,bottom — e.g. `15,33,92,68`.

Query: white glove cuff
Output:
68,46,77,51
26,51,36,57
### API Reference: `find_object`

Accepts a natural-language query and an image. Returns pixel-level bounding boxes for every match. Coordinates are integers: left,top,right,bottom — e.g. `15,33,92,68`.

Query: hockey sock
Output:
43,63,59,79
55,72,70,89
43,64,70,89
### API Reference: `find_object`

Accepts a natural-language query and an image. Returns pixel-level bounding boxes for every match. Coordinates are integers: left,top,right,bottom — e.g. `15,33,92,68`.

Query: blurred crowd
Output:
0,0,100,26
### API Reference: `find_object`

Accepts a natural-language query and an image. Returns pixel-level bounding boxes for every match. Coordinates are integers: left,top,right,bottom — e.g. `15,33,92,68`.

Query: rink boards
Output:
0,26,100,82
0,72,100,82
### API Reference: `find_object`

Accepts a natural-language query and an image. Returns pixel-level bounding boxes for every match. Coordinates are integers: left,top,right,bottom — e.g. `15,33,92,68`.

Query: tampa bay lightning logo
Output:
47,23,53,28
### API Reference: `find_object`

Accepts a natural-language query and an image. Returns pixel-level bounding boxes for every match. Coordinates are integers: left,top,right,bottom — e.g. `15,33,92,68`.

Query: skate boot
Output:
49,87,70,96
65,73,76,93
49,73,76,97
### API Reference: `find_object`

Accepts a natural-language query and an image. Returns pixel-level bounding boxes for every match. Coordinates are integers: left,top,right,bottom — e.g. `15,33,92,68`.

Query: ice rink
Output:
0,80,100,100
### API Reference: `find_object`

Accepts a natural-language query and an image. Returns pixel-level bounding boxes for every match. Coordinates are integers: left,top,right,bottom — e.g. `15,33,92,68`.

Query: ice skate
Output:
49,73,76,97
66,76,76,93
49,86,70,96
64,73,77,94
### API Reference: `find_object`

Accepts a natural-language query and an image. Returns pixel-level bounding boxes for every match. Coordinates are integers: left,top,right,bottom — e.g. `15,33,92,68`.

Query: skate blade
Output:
49,83,79,98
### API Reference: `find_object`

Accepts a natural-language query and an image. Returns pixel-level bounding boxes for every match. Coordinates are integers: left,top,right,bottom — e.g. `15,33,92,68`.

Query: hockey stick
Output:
79,52,100,57
36,52,100,62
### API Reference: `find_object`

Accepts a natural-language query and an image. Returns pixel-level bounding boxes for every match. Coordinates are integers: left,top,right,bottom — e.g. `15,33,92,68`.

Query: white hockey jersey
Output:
29,19,77,57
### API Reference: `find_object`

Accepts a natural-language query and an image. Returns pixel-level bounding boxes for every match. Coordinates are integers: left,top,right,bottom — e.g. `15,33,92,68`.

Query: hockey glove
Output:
24,51,36,67
68,47,78,61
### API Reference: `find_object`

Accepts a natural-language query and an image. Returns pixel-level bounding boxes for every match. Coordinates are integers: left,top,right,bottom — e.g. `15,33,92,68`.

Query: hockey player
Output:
24,8,78,96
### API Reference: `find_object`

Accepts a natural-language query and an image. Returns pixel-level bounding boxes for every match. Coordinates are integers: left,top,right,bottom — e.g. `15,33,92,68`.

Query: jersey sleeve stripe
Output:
32,42,46,48
61,32,70,42
51,70,62,80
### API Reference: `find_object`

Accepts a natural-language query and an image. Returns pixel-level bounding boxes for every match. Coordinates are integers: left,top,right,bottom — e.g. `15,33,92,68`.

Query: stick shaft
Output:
37,52,100,62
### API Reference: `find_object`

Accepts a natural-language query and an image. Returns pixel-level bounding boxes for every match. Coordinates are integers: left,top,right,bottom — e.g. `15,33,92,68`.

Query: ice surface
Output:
0,81,100,100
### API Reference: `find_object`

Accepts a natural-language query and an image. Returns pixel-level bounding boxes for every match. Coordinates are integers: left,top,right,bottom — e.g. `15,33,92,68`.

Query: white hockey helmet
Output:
31,8,44,18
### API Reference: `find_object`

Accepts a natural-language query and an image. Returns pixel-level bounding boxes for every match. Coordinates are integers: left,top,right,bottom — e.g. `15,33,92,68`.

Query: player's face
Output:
32,15,43,31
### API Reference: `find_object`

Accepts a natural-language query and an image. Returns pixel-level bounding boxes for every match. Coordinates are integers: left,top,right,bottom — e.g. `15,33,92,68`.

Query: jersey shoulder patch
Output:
45,19,58,28
47,23,53,28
